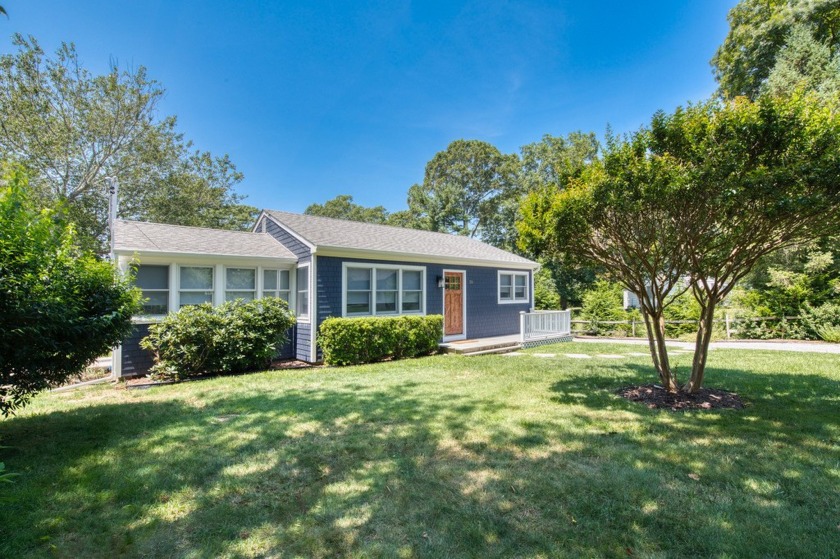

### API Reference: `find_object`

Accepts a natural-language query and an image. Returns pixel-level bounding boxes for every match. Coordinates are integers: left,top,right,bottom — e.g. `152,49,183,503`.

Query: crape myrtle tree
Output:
650,93,840,392
520,92,840,393
0,167,140,415
519,132,693,392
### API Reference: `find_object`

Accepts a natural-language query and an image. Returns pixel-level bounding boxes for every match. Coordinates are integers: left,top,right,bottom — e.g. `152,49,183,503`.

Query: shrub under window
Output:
319,315,443,366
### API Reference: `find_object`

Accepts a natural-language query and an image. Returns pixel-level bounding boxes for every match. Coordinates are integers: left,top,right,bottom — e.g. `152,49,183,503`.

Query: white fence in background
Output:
520,310,572,346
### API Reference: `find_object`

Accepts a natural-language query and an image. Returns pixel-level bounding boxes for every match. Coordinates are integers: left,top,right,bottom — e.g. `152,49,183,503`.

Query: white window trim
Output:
341,262,426,317
262,268,291,303
178,265,215,308
224,266,257,302
296,263,311,322
498,270,530,304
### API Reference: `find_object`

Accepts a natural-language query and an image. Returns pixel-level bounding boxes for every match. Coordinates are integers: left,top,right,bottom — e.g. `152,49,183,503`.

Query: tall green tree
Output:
0,34,255,251
712,0,840,100
305,194,390,224
407,139,519,240
0,166,140,415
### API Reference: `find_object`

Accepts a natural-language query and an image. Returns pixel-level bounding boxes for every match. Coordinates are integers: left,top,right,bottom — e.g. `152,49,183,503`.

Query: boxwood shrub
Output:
319,315,444,366
141,297,295,380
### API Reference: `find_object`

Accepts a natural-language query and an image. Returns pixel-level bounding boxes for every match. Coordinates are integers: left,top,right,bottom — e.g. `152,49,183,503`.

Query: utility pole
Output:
107,178,118,260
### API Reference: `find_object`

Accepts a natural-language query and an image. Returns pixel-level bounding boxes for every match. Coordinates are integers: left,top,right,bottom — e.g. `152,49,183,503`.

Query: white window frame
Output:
262,268,291,303
178,265,215,308
498,271,529,304
296,264,310,321
341,263,426,317
224,266,257,302
134,264,170,316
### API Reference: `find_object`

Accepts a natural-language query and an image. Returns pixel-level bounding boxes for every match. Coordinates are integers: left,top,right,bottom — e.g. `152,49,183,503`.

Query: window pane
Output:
181,267,213,290
376,269,397,290
297,266,309,287
226,268,255,290
347,291,371,314
402,291,421,312
278,290,290,303
376,291,397,313
500,286,512,300
347,268,371,290
297,291,309,316
514,286,526,299
180,291,212,307
141,291,168,314
136,265,168,289
515,275,527,288
263,269,278,291
226,291,255,302
500,274,512,288
402,270,421,290
279,270,290,290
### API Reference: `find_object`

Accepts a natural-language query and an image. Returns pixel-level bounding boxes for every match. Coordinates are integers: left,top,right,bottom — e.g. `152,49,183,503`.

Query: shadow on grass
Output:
0,363,838,558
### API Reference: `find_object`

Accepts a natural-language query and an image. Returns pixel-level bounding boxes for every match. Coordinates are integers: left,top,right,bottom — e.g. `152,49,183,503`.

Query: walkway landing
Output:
440,335,521,356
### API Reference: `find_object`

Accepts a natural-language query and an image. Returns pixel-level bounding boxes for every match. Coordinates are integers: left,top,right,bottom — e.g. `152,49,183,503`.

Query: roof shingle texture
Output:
265,210,537,266
114,220,296,259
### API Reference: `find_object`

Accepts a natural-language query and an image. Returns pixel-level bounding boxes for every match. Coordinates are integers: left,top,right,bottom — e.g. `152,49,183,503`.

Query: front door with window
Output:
444,271,464,337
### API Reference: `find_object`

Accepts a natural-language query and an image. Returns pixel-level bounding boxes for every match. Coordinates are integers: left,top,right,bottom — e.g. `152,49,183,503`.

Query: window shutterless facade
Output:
263,269,291,302
342,263,425,316
296,265,310,319
135,264,169,314
179,266,214,307
498,271,529,303
225,267,256,302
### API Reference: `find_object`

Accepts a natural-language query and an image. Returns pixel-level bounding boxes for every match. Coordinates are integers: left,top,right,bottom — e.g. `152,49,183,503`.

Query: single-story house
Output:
111,210,539,376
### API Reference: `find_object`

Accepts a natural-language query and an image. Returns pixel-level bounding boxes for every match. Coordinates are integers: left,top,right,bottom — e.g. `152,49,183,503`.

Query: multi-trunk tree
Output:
520,92,840,392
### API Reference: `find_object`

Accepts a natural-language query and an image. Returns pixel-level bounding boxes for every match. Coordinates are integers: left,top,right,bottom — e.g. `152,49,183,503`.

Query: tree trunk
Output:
685,299,716,393
641,307,679,392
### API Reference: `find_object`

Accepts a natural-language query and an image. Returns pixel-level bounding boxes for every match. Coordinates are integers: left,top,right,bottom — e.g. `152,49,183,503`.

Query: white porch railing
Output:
520,309,572,344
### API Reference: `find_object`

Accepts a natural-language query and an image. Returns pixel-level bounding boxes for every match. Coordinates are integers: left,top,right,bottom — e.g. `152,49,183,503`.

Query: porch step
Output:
441,339,522,356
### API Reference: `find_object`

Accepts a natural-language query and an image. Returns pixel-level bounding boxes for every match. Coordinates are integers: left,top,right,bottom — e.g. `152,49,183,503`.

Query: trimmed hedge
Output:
141,297,295,380
319,315,444,366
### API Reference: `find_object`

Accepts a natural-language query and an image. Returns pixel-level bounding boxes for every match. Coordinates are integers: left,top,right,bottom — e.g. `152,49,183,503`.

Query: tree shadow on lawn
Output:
0,365,837,559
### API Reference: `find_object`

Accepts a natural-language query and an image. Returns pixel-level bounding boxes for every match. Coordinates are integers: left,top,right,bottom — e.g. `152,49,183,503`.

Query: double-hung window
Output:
263,269,291,302
296,265,310,318
225,268,256,302
179,266,214,308
344,264,425,316
135,265,169,315
498,271,529,303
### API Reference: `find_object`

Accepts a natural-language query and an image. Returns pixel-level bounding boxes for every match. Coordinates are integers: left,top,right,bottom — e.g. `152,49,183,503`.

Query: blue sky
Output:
0,1,737,213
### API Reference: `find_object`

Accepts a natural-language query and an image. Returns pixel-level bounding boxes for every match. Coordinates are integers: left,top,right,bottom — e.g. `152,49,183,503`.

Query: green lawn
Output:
1,343,838,558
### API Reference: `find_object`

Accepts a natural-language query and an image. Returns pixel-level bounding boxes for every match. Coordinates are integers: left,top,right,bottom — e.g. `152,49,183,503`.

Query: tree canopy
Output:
0,166,140,415
712,0,840,99
0,34,256,251
305,194,390,224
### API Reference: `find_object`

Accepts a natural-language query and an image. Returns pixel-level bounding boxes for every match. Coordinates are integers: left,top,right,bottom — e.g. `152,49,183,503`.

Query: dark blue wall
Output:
264,217,311,259
315,256,531,340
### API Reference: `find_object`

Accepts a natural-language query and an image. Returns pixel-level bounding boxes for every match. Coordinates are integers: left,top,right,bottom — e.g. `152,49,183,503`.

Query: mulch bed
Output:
618,384,744,411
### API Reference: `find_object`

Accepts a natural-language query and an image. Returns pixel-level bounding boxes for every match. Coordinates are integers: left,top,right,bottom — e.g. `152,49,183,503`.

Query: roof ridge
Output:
117,219,272,237
264,210,491,243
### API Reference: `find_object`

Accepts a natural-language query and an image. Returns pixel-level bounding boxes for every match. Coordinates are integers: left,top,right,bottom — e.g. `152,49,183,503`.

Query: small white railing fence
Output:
520,309,572,344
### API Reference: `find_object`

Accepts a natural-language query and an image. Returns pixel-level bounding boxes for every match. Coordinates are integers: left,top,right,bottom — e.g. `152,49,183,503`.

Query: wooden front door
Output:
444,271,464,337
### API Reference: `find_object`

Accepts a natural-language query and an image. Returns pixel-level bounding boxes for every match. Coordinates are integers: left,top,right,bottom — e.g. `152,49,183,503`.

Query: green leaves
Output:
319,315,444,366
0,167,141,416
141,298,296,380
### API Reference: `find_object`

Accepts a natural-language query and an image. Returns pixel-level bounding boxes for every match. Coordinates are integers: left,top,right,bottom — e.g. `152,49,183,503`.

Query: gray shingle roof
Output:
264,210,537,267
114,220,296,260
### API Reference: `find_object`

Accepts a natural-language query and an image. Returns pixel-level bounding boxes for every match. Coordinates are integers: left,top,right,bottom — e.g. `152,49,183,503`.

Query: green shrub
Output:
141,297,295,380
662,290,701,338
0,168,140,416
580,280,630,335
319,315,443,366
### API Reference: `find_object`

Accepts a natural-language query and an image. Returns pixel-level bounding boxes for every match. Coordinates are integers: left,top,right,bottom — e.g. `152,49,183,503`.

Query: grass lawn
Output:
1,342,838,558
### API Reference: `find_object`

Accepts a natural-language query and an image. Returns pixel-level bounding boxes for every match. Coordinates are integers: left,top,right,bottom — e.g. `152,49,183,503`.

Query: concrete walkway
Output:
575,337,840,354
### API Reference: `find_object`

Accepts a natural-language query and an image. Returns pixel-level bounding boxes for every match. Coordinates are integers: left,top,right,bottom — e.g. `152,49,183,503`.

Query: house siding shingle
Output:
264,217,311,259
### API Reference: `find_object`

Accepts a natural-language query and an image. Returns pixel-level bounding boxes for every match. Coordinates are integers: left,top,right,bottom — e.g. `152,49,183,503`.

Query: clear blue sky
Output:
1,1,737,213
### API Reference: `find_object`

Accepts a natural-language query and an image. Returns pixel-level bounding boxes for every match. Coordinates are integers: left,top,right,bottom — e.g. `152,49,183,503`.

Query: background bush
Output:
141,297,295,380
579,280,632,335
0,167,140,416
319,315,443,366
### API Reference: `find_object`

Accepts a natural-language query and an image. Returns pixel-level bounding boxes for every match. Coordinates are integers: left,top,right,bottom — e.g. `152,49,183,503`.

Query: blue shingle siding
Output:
315,256,531,340
264,217,311,259
120,323,155,377
296,321,311,361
